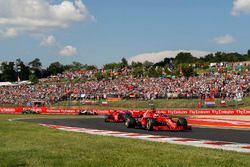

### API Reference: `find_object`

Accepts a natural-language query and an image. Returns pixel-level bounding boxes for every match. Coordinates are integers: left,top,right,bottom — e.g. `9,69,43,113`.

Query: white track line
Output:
40,124,250,153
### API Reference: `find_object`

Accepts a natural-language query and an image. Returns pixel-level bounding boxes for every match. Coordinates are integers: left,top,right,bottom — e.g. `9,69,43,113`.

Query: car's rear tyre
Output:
145,118,156,131
125,117,136,128
124,113,132,121
177,117,188,129
104,115,112,122
118,113,124,120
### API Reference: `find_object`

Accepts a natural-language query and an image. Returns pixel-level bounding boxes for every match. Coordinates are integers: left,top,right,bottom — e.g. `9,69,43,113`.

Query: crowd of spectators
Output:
0,70,250,106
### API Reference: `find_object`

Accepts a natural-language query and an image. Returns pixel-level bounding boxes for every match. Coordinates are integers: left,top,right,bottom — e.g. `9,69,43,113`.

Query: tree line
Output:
0,58,96,83
1,50,250,82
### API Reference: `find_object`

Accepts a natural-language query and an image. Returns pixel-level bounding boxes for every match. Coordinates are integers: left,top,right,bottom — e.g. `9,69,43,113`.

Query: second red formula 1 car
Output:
105,110,145,123
125,110,191,131
104,110,131,123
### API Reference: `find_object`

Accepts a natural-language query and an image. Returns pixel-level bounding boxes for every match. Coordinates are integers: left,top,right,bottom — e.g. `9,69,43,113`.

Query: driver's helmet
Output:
153,113,158,118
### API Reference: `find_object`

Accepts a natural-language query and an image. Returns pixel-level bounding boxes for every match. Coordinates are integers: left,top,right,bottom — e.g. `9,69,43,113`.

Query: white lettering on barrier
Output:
93,110,109,114
1,108,250,115
61,110,78,113
167,109,250,115
168,110,189,115
0,108,16,113
236,110,244,115
189,110,198,115
245,110,250,114
220,110,236,115
194,110,212,115
47,109,61,113
211,110,220,115
0,108,15,112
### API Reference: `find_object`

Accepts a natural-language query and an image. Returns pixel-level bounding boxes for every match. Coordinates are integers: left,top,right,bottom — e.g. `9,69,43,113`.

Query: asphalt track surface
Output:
18,117,250,144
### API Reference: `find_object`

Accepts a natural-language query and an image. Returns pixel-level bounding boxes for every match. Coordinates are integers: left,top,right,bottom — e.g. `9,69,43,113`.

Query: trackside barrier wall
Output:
1,107,250,115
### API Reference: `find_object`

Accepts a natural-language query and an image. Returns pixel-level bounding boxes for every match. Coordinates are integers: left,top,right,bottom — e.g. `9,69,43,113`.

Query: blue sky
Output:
0,0,250,67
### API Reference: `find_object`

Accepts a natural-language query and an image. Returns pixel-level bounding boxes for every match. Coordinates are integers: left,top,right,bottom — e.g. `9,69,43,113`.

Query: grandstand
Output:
0,61,249,108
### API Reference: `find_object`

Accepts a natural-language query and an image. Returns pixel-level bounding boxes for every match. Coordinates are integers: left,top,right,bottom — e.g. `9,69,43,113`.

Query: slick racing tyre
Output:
176,117,188,129
125,117,136,128
124,113,132,121
145,118,156,131
104,115,112,122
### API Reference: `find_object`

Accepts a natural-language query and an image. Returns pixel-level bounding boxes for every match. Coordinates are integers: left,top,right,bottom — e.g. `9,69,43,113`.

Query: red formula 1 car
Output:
104,110,131,123
105,110,145,123
125,110,191,131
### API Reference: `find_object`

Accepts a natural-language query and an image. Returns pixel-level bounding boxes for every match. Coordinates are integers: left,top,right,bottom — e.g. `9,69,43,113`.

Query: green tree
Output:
131,61,143,69
104,62,121,70
143,61,153,69
29,58,42,69
182,64,196,77
85,65,97,70
16,58,30,80
94,71,104,80
29,74,38,84
226,52,242,62
163,64,173,75
64,61,84,71
146,67,162,77
154,57,172,67
28,58,42,78
121,57,128,68
202,53,214,63
1,62,17,82
47,62,64,75
175,52,197,64
132,67,143,77
214,52,226,62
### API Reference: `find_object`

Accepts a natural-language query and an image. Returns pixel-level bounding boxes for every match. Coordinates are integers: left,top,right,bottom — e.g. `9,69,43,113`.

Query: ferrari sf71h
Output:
125,110,191,131
105,110,144,123
104,110,131,123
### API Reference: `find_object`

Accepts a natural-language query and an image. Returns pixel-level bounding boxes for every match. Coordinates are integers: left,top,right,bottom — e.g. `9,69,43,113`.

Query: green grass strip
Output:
0,114,249,167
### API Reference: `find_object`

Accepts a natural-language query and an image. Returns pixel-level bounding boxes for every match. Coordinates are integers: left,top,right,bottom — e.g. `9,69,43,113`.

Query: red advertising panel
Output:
1,107,250,115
